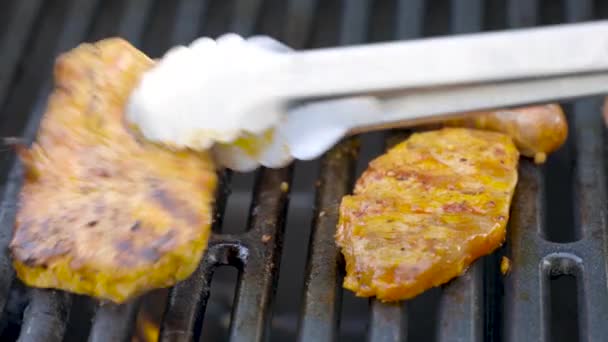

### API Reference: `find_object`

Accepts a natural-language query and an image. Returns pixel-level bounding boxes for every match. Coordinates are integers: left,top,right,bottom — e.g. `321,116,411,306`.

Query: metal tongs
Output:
128,21,608,171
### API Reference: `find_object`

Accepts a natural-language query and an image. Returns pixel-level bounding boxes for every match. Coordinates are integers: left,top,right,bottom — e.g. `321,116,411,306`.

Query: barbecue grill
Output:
0,0,606,341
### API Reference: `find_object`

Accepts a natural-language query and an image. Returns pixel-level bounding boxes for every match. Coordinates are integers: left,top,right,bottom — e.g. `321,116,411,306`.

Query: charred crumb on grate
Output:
501,256,511,275
261,234,272,243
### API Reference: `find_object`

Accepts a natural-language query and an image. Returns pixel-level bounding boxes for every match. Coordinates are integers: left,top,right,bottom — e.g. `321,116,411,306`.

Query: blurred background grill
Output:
0,0,607,341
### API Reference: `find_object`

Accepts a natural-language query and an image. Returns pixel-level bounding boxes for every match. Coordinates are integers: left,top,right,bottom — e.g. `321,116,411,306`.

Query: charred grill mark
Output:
56,84,73,96
130,221,141,232
151,230,177,253
11,240,37,262
94,200,105,215
40,219,50,235
494,147,506,156
91,167,110,178
150,187,199,226
115,240,132,253
443,202,485,214
140,248,160,263
16,219,34,236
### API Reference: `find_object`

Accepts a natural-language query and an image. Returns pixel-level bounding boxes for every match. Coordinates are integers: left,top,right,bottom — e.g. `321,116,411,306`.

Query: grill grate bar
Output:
565,0,593,22
437,266,484,342
88,299,141,342
507,0,539,28
297,141,358,342
227,168,292,341
395,0,426,39
171,0,207,46
504,161,545,342
449,0,482,34
17,289,71,342
0,0,43,110
339,0,371,45
368,301,405,342
284,0,318,48
230,0,264,36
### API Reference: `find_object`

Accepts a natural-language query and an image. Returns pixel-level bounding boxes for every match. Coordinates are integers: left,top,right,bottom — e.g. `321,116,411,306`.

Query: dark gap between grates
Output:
132,289,170,342
0,1,16,34
62,295,96,342
484,0,507,30
201,0,235,39
547,274,581,342
0,281,28,341
339,291,369,342
270,161,316,342
539,0,565,25
200,266,240,341
308,0,341,48
222,172,256,234
354,133,385,180
543,103,578,243
140,0,177,58
0,0,70,149
596,0,608,18
407,288,442,342
423,0,450,37
255,0,288,39
86,0,126,42
544,257,582,342
369,0,397,43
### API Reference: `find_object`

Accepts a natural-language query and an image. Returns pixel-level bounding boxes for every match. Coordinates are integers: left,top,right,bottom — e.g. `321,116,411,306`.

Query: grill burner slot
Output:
1,1,607,341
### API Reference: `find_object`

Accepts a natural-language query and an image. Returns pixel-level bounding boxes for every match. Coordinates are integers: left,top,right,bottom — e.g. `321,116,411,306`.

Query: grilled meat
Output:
336,128,518,301
446,104,567,164
9,38,217,303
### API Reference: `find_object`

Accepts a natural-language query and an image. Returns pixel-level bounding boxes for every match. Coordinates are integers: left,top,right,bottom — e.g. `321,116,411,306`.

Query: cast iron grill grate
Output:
0,1,606,341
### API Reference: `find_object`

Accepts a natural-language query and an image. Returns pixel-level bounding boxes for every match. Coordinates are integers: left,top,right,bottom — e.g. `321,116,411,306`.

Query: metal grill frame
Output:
0,1,607,341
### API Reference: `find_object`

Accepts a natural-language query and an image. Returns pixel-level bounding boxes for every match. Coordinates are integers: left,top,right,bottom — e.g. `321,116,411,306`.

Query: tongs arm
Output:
275,20,608,132
279,20,608,99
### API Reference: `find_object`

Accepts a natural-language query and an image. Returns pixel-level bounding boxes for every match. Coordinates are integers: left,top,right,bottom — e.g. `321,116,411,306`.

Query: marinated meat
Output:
336,128,518,301
446,104,567,164
9,38,217,303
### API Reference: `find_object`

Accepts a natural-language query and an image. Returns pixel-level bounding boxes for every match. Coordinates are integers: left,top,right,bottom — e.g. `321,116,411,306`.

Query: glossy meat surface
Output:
336,128,518,301
10,39,217,303
447,104,567,163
